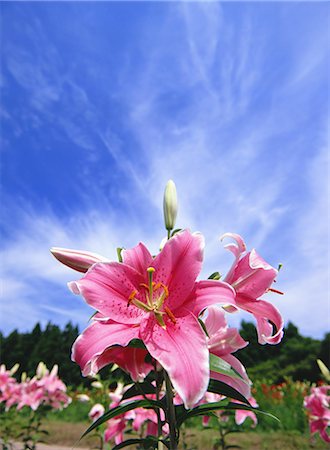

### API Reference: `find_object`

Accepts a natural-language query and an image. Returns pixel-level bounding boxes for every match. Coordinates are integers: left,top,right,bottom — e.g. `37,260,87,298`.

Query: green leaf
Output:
127,339,147,350
208,272,221,280
209,354,249,383
176,401,279,427
113,437,159,449
117,247,124,262
171,228,182,237
122,381,156,400
207,378,249,404
198,318,209,337
80,399,164,440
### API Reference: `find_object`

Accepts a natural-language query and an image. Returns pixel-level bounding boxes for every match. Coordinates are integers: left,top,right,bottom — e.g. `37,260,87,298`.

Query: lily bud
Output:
50,247,108,273
9,363,19,376
91,381,103,389
36,362,48,378
76,394,90,402
163,179,178,232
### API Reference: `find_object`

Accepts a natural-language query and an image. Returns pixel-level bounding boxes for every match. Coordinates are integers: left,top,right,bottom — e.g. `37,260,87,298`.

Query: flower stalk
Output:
164,370,178,450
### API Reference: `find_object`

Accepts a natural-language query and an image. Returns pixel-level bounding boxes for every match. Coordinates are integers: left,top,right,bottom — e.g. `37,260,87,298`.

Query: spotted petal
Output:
72,320,140,376
152,230,204,312
68,262,147,323
140,311,209,409
122,243,153,276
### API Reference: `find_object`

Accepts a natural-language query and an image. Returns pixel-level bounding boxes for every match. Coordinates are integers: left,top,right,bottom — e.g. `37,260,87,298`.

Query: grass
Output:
41,421,328,449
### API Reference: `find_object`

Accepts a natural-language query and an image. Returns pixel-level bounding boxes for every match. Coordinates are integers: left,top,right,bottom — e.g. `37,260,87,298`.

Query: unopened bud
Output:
163,180,178,232
10,363,19,376
317,359,330,382
76,394,90,402
50,247,108,273
91,381,103,389
36,362,48,378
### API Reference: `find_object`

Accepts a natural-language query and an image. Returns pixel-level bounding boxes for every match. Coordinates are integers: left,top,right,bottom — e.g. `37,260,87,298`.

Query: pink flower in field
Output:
57,230,236,408
234,396,258,427
221,233,284,345
203,305,251,399
304,385,330,443
104,418,126,445
89,403,105,422
0,364,21,410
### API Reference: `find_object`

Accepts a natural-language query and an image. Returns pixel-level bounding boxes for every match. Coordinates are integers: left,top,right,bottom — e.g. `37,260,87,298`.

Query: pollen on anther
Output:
127,290,137,306
164,306,177,325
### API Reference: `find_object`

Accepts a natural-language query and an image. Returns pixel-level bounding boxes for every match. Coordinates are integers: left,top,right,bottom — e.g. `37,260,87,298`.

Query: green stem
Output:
164,370,178,450
155,369,163,440
219,424,226,450
167,229,171,240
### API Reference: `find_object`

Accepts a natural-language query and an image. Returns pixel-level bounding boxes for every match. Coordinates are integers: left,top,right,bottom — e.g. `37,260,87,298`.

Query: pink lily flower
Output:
202,392,258,428
89,403,105,422
221,233,284,345
203,306,251,399
64,230,236,409
304,385,330,443
234,396,258,427
104,418,126,445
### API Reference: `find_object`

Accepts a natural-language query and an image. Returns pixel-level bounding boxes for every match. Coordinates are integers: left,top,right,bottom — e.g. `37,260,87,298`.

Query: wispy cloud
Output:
1,3,328,339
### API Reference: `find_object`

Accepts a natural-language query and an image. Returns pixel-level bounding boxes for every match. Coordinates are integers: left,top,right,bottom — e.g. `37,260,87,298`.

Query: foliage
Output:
1,320,327,389
235,321,325,384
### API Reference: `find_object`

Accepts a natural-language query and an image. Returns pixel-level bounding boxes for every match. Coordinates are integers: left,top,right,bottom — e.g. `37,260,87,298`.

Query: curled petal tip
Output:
68,281,80,295
220,233,247,252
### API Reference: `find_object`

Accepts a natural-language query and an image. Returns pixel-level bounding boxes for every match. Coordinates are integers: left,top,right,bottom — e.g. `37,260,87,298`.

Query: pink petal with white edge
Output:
72,320,140,376
152,230,204,311
235,408,258,427
220,233,246,258
50,247,108,273
230,250,277,299
185,280,237,317
96,346,153,382
122,242,153,276
68,262,147,323
210,354,251,399
221,233,246,284
140,311,209,409
204,306,248,355
237,295,284,344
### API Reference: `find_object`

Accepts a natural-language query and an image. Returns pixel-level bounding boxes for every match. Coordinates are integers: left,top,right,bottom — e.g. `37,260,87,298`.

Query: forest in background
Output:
1,320,329,388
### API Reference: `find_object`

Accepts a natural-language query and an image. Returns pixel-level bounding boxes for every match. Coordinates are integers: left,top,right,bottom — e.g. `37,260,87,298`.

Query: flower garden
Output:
1,181,329,449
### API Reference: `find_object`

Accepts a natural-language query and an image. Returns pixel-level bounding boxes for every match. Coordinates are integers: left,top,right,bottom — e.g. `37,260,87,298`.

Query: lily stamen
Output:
164,306,177,325
268,287,284,295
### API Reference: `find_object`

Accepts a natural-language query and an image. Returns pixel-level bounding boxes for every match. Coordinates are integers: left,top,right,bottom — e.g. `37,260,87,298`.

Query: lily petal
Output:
210,354,251,399
153,230,204,311
237,295,284,344
122,242,153,275
140,311,209,409
230,250,277,298
186,280,237,317
204,306,248,355
96,346,153,382
68,262,147,323
72,320,140,376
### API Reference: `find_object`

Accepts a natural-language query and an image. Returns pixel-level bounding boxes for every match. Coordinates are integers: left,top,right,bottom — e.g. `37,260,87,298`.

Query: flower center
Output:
127,267,176,328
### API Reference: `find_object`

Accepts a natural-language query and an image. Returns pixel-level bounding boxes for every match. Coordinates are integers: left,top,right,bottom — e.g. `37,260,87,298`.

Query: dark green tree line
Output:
0,321,328,387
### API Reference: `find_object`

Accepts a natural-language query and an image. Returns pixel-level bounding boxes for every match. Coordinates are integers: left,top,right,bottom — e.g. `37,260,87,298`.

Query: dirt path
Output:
12,444,90,450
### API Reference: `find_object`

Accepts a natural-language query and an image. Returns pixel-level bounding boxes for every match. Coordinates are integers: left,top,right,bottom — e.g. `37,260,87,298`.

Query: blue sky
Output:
1,2,329,340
